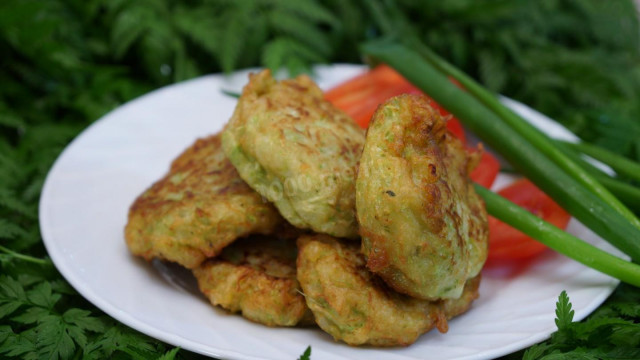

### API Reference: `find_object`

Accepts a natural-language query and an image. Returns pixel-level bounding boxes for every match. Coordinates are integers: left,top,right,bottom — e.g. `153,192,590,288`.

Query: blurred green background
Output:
1,0,639,359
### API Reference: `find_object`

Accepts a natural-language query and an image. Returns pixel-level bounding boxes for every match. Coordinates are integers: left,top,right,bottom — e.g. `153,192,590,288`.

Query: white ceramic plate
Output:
40,64,621,360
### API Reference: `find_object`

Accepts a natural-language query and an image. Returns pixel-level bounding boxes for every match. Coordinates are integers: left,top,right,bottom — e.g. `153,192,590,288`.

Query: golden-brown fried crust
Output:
442,274,480,322
125,134,283,269
193,236,314,327
296,234,480,347
222,70,364,238
356,94,488,300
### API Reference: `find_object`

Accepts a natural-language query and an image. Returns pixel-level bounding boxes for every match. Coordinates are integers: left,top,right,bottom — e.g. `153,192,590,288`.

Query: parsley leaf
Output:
157,347,181,360
555,290,574,330
298,345,312,360
35,315,78,360
62,309,106,333
0,276,27,319
521,285,640,359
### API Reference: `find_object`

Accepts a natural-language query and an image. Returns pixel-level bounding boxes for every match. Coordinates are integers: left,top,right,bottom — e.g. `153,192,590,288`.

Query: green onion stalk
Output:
475,185,640,287
555,140,640,211
409,39,640,230
558,140,640,184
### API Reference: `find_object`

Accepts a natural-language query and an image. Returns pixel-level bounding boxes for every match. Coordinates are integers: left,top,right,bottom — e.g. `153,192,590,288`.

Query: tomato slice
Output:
324,65,407,103
326,65,467,145
470,151,500,189
326,65,421,128
487,179,572,262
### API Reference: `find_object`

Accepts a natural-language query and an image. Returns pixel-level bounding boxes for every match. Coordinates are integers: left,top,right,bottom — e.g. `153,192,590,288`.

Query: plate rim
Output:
38,64,619,360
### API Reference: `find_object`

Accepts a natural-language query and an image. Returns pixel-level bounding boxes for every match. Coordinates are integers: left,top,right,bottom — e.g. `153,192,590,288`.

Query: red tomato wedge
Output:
470,151,500,189
487,179,572,262
325,65,466,144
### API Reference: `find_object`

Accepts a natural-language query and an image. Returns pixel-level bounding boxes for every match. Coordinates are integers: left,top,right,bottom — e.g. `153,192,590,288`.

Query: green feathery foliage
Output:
1,0,639,359
518,286,640,360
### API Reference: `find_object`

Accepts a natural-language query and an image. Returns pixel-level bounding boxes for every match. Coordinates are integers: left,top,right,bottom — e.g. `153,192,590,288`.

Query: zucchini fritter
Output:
125,134,283,269
222,70,365,239
193,236,314,327
356,94,488,300
296,234,479,346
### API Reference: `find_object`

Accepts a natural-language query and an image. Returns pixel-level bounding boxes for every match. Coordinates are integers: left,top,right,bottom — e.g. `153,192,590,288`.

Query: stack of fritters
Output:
125,70,488,346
